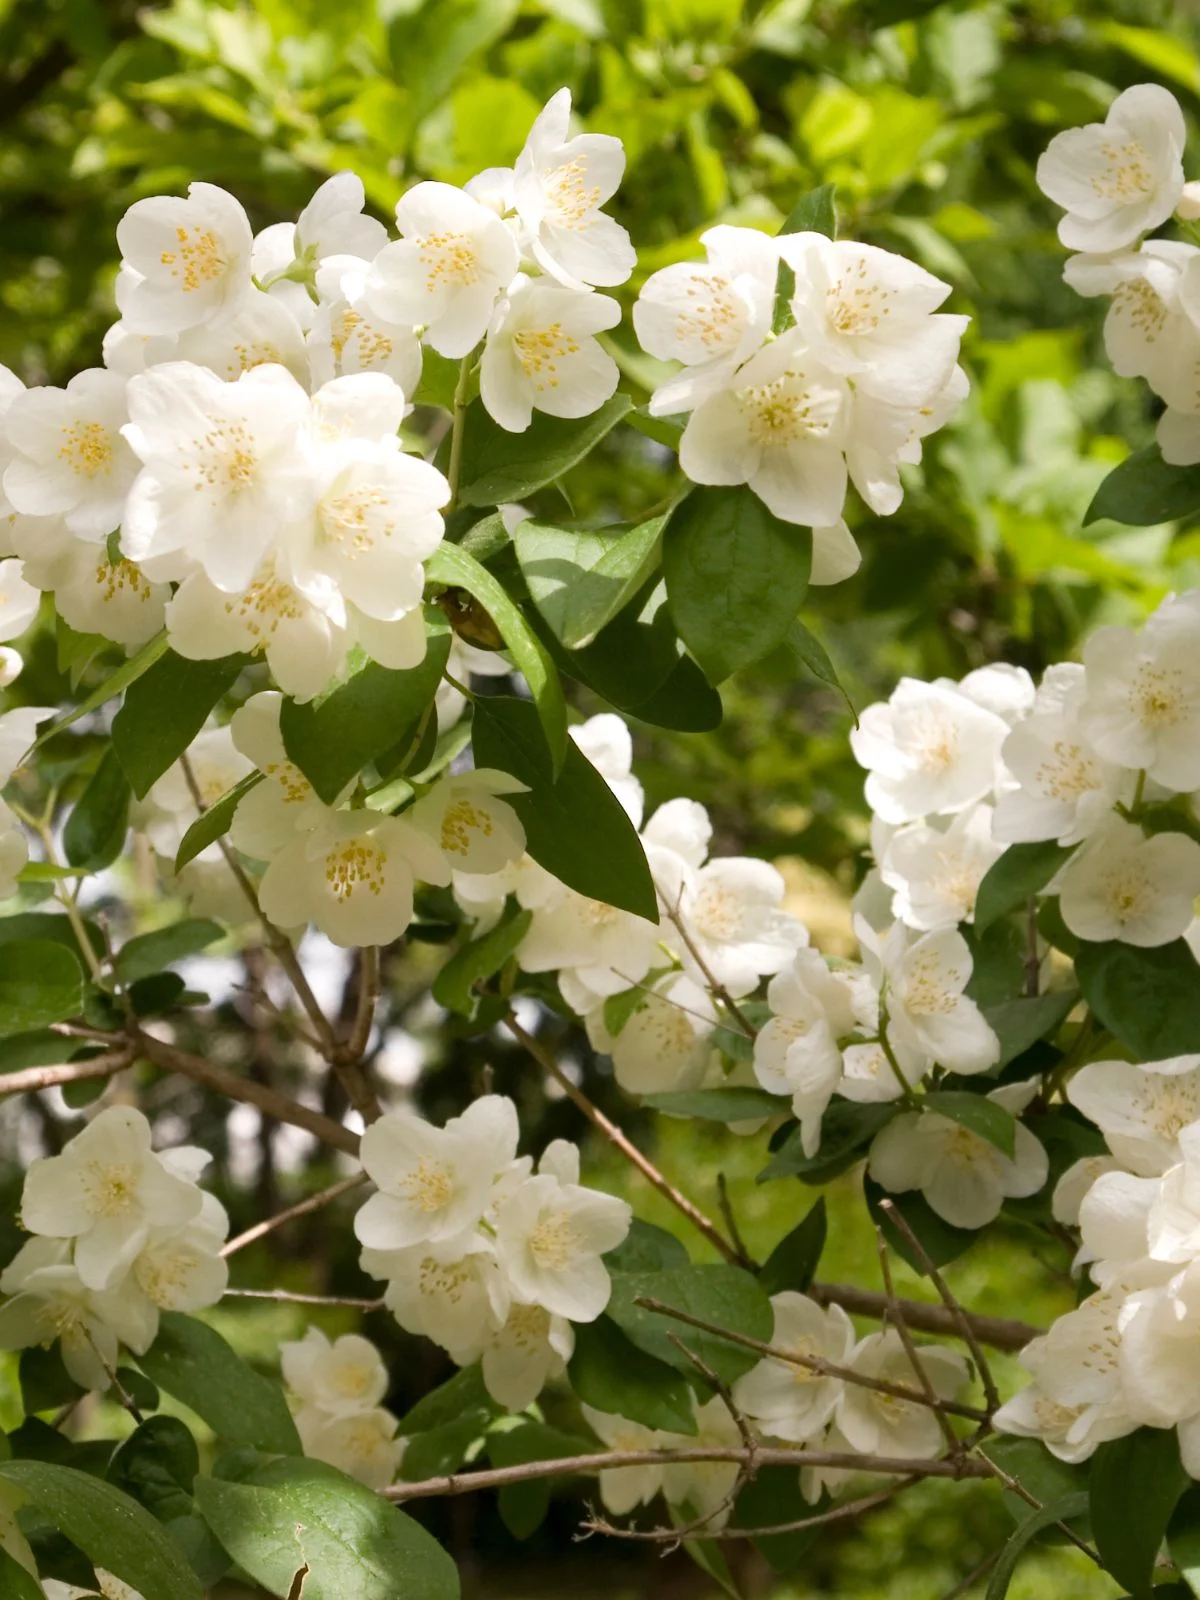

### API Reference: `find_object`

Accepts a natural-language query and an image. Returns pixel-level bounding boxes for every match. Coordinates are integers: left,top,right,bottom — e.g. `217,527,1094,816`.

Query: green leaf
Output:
63,748,131,871
759,1102,897,1184
432,904,531,1016
569,1316,698,1435
426,542,567,772
280,612,450,804
787,620,856,720
985,1492,1091,1600
731,1468,824,1574
983,1437,1089,1528
759,1199,827,1296
108,1417,197,1524
1168,1484,1200,1597
137,1312,301,1457
985,990,1078,1067
111,651,246,799
664,487,812,684
395,1364,496,1437
0,943,85,1035
1077,939,1200,1059
773,185,837,332
642,1087,780,1121
470,697,657,919
0,1459,204,1600
922,1091,1016,1156
457,393,632,507
0,1549,42,1600
399,1416,488,1481
489,1422,595,1540
1084,445,1200,527
1090,1429,1187,1598
195,1456,459,1600
604,1218,690,1274
629,650,724,731
174,772,263,873
514,515,664,650
31,630,169,754
974,842,1074,934
865,1178,976,1270
0,913,100,961
115,920,223,986
20,1345,85,1415
606,1263,772,1385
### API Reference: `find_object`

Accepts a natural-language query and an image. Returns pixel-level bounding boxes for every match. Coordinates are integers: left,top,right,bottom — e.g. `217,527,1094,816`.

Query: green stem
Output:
877,1011,922,1109
446,354,473,510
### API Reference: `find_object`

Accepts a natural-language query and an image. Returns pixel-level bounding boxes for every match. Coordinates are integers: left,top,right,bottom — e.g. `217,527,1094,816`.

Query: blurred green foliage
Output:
3,0,1198,1593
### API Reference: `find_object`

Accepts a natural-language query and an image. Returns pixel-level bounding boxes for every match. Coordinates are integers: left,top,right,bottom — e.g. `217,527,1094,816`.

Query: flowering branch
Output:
0,1048,133,1099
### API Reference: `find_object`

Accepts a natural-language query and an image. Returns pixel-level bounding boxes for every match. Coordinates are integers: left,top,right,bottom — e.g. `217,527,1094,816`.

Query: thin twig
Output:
807,1280,1039,1355
223,1287,384,1311
660,888,756,1041
329,946,382,1125
221,1173,370,1256
634,1296,988,1423
584,1476,917,1543
503,1011,751,1269
715,1173,750,1263
876,1225,959,1454
0,1049,133,1100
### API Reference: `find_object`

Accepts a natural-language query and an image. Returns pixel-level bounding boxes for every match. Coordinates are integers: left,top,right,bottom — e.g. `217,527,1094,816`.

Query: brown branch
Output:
634,1296,988,1423
807,1280,1040,1354
132,1029,360,1156
0,1049,133,1099
503,1011,750,1269
876,1225,959,1454
222,1173,370,1256
584,1475,917,1543
330,945,382,1126
384,1446,993,1503
223,1288,384,1311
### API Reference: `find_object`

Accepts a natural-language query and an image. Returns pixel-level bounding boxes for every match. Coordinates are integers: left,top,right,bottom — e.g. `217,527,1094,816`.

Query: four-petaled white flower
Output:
851,677,1010,825
836,1330,969,1459
117,181,255,333
861,920,999,1078
879,803,1004,931
732,1292,856,1442
1069,1055,1200,1177
1056,816,1200,947
480,277,620,433
753,948,864,1154
407,768,527,876
493,1169,631,1322
282,1325,390,1416
4,369,139,540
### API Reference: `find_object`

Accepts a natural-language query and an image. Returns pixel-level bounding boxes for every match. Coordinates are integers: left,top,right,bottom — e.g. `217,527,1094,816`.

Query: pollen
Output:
418,1254,473,1304
59,420,114,478
502,1303,551,1352
512,323,580,391
678,274,739,350
738,370,836,447
418,231,481,289
827,260,895,335
223,577,305,647
901,950,959,1015
320,485,391,556
1129,661,1187,728
528,1209,579,1271
184,420,260,496
400,1157,455,1214
545,156,601,227
1112,276,1168,341
79,1159,140,1218
690,883,742,943
91,557,154,604
323,839,388,901
159,224,227,292
440,797,494,858
330,308,394,370
1091,140,1155,202
1035,739,1102,802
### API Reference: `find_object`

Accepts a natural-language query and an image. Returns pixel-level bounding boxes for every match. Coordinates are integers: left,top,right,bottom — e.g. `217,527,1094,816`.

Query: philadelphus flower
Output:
228,690,330,856
863,920,999,1078
309,255,423,393
731,1292,855,1442
879,804,1004,931
753,948,865,1154
116,181,255,334
580,1405,665,1515
1056,816,1200,947
1063,241,1200,392
479,277,621,433
406,769,527,875
482,1301,575,1412
281,1326,404,1490
660,1395,743,1528
4,369,138,540
1037,83,1187,252
837,1331,969,1459
585,971,718,1097
1068,1055,1200,1176
493,1168,632,1322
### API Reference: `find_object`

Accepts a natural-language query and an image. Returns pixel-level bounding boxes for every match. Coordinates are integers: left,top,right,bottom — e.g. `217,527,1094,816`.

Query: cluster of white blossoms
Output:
632,219,968,553
996,1055,1200,1474
281,1326,405,1490
0,87,633,695
353,1092,631,1409
1038,81,1200,465
583,1294,967,1524
0,1107,228,1389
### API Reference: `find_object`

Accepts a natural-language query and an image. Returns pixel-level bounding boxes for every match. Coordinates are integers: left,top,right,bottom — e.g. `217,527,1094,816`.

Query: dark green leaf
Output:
281,612,450,804
63,748,131,871
643,1087,781,1121
0,914,101,960
779,183,838,238
194,1456,460,1600
569,1316,698,1434
985,990,1078,1067
1168,1483,1200,1597
489,1423,595,1540
0,1030,83,1076
759,1102,897,1184
174,772,263,873
606,1263,772,1385
759,1199,827,1296
432,905,531,1016
1090,1429,1186,1597
108,1417,198,1524
787,620,856,720
974,842,1074,935
20,1345,85,1416
0,943,85,1035
137,1313,300,1457
112,651,246,799
629,650,724,731
922,1091,1016,1156
0,1459,204,1600
32,631,169,754
115,920,223,985
1077,939,1200,1059
731,1469,825,1574
983,1437,1089,1528
964,919,1026,1010
457,393,632,507
426,542,567,771
395,1364,497,1437
985,1492,1091,1600
865,1178,976,1270
0,1549,43,1600
1085,445,1200,528
470,697,657,919
514,515,664,649
664,487,812,683
604,1218,690,1274
399,1415,488,1481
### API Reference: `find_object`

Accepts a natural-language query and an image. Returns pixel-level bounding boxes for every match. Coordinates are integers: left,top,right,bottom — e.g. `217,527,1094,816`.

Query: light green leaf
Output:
174,772,264,873
432,904,531,1016
63,748,131,872
112,651,247,799
985,990,1078,1067
457,393,632,507
514,514,664,649
0,942,85,1036
642,1087,780,1122
973,841,1074,934
114,919,224,986
31,630,169,754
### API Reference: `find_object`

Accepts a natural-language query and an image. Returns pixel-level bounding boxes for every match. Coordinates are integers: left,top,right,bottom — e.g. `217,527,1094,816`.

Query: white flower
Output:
1146,1124,1200,1264
586,972,717,1097
1063,241,1200,397
20,1107,203,1290
1116,1265,1200,1430
156,288,311,387
1068,1055,1200,1177
512,88,635,291
1056,817,1200,947
256,172,388,299
634,224,780,414
297,1406,405,1490
1159,406,1200,465
994,1309,1136,1465
282,1325,389,1416
0,1238,156,1391
661,1395,743,1528
863,921,999,1077
1038,84,1186,253
785,235,967,407
879,804,1005,931
517,887,663,1011
121,361,309,593
481,1301,575,1410
580,1405,665,1515
116,182,254,334
570,712,644,826
0,558,38,641
130,1191,229,1313
365,1232,508,1365
753,949,864,1154
480,277,620,433
356,1094,520,1251
836,1330,968,1458
309,255,423,394
1080,590,1200,791
228,690,332,857
811,519,862,586
677,330,849,527
851,677,1010,825
257,806,449,948
406,768,527,876
843,363,970,518
493,1170,631,1322
665,854,806,1000
365,182,520,359
868,1097,1048,1228
21,522,169,648
1078,1169,1160,1271
731,1292,855,1442
1052,1154,1125,1227
3,369,138,540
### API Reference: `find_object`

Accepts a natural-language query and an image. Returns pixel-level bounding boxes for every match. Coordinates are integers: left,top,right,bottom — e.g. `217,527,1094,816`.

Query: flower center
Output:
400,1158,454,1214
59,420,114,478
79,1159,140,1218
440,798,495,859
545,157,600,227
1092,140,1155,201
320,484,391,556
528,1210,578,1270
324,839,388,900
737,370,838,447
677,273,740,350
513,323,580,388
160,224,227,291
418,232,481,289
1130,662,1187,728
1035,738,1101,801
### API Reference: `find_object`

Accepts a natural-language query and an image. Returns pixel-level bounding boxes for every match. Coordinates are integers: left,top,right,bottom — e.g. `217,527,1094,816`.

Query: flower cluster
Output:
281,1326,405,1490
0,1107,228,1389
354,1092,630,1410
997,1054,1200,1473
633,221,968,545
1039,81,1200,465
